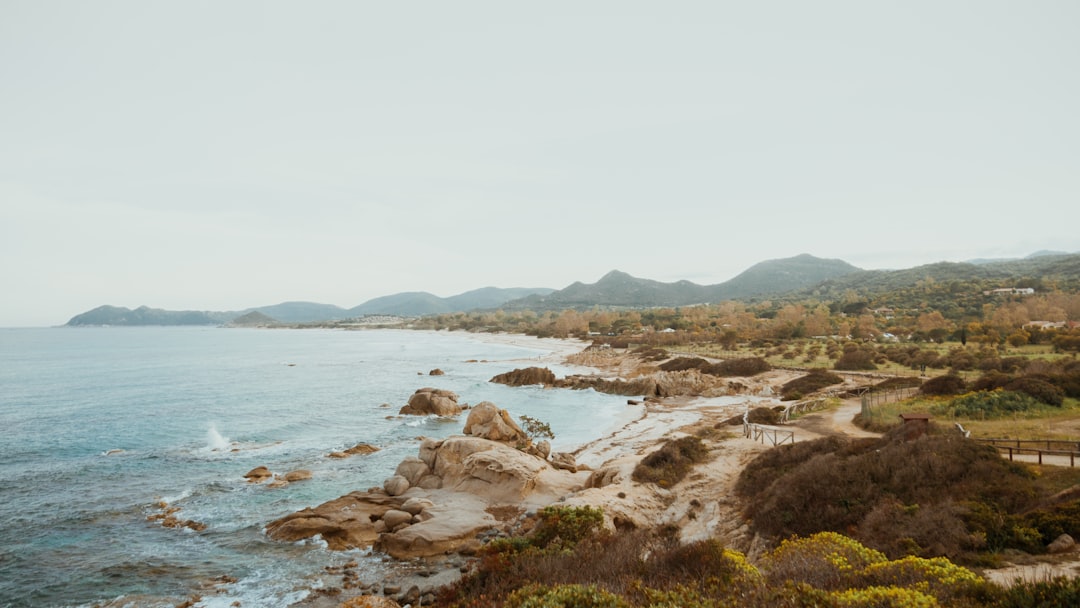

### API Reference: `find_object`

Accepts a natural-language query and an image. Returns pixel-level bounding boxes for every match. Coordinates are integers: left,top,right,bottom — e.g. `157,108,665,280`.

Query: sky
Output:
2,1,1078,327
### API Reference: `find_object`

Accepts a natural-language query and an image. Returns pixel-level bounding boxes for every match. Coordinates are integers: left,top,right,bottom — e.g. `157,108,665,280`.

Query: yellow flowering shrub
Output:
762,531,887,590
858,555,985,602
831,585,939,608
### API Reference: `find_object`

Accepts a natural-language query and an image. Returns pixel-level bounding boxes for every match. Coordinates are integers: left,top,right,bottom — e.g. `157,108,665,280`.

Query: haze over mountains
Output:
65,251,1080,327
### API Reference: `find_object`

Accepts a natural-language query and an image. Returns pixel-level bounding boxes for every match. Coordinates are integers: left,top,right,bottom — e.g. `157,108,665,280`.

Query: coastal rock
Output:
284,469,312,482
265,491,401,550
383,475,411,496
376,493,495,559
1048,534,1077,554
489,366,557,387
534,439,552,460
401,497,435,515
329,443,380,458
395,457,431,486
550,452,579,473
382,509,414,530
429,368,445,376
462,402,526,444
399,388,462,417
586,466,623,488
430,436,568,503
243,466,273,483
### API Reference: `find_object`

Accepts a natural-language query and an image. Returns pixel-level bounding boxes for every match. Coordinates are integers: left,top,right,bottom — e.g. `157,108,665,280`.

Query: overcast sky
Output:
2,1,1078,326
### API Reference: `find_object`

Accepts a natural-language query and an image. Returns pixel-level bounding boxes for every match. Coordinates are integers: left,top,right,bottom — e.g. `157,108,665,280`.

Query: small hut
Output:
898,413,932,440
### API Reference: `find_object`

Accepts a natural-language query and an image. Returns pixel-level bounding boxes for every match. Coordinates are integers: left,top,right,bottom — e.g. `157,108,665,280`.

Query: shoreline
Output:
287,334,793,607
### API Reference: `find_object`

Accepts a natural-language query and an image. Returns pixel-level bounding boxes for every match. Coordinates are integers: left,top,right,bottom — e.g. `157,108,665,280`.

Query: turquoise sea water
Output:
0,327,637,607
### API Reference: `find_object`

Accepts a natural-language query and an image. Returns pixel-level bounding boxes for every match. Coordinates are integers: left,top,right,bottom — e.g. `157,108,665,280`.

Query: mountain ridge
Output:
64,252,1080,326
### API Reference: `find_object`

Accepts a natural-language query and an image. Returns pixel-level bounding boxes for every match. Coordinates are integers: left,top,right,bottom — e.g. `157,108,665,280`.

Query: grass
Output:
858,395,1080,440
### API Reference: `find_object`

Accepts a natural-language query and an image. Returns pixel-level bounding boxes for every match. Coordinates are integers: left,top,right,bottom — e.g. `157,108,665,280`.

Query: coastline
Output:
285,333,794,607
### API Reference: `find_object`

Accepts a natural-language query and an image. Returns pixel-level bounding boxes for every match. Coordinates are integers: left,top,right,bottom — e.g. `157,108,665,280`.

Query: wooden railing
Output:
744,405,796,446
976,438,1080,467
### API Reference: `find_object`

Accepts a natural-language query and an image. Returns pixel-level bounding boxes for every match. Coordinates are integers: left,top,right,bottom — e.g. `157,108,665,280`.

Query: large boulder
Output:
395,457,432,486
399,388,462,417
490,367,557,387
265,491,400,550
384,475,411,496
462,402,527,444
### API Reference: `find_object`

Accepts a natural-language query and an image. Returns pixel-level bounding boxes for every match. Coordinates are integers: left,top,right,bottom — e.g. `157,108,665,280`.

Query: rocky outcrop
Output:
1048,533,1077,554
267,402,590,558
399,388,462,416
243,466,273,483
329,443,380,458
489,366,557,387
462,402,527,443
265,491,403,550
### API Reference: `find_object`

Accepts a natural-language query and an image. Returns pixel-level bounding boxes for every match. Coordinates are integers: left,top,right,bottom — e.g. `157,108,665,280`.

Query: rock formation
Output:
329,443,380,458
461,401,527,444
398,388,462,417
266,401,588,559
489,366,557,386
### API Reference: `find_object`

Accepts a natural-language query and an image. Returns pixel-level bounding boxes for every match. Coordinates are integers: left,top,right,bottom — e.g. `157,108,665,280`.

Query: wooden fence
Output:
744,405,796,446
976,438,1080,467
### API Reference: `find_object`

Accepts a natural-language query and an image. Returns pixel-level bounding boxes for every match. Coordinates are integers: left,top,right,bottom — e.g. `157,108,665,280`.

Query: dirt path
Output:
787,397,880,440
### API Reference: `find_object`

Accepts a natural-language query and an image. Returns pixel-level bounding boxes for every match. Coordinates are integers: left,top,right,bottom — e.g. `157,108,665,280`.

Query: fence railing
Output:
976,438,1080,467
744,405,796,445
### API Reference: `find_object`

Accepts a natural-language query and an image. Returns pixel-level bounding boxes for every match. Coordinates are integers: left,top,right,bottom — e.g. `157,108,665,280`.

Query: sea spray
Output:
207,424,230,451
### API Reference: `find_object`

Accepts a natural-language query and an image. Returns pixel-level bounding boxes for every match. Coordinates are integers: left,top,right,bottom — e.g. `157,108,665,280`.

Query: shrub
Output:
835,349,878,371
737,435,1042,553
857,556,985,604
637,538,764,602
531,505,606,551
919,375,966,396
781,369,844,401
745,406,781,425
857,499,976,559
1004,376,1065,406
659,357,708,372
761,532,887,590
703,357,771,377
829,585,939,608
931,390,1041,419
505,583,629,608
632,436,709,487
990,576,1080,608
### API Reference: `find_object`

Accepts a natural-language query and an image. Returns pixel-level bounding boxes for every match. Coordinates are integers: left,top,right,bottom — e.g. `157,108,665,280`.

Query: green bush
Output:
1004,376,1065,406
632,436,710,487
931,390,1042,419
531,505,606,551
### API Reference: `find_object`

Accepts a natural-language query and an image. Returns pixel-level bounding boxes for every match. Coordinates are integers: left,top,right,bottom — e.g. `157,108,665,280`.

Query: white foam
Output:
206,424,230,451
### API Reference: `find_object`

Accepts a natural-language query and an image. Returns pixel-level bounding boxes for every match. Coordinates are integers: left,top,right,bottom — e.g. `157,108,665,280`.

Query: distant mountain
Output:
67,305,220,326
347,287,555,317
66,287,556,326
707,254,861,300
251,301,349,323
505,270,711,310
786,253,1080,302
503,255,861,310
66,251,1077,325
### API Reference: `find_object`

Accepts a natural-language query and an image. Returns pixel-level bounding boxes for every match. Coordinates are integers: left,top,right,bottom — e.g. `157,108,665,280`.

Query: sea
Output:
0,326,642,608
